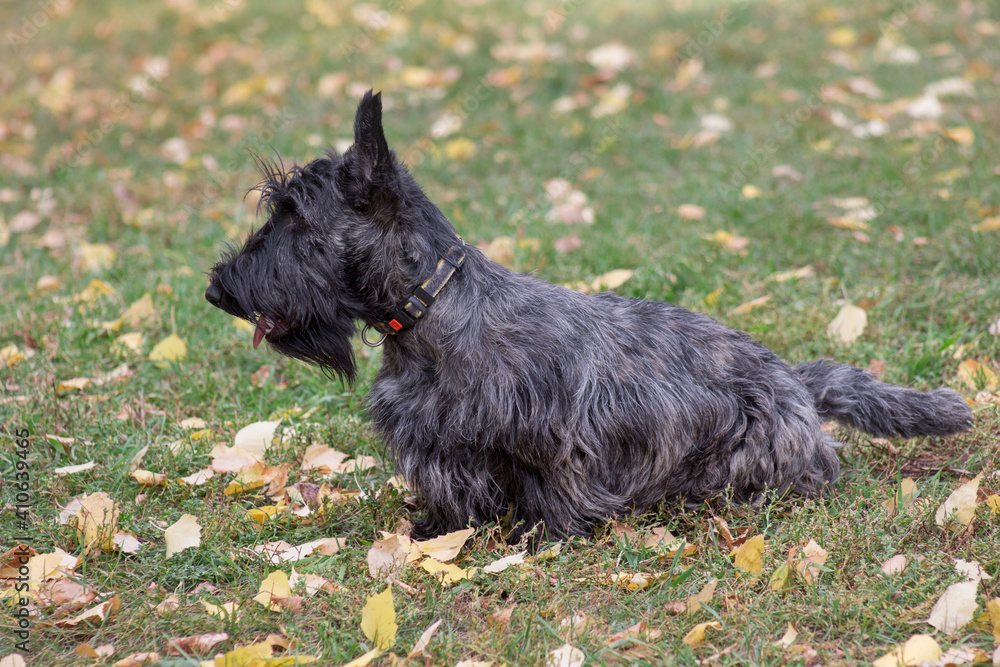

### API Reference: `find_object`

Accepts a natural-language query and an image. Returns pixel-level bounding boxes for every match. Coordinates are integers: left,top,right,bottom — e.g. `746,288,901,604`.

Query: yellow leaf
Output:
884,478,918,514
741,184,763,199
341,648,382,667
421,558,474,585
872,635,941,667
212,641,272,667
1,345,26,367
943,126,975,146
165,514,201,557
826,26,857,47
361,587,397,651
827,215,869,230
304,0,339,26
483,551,527,574
57,377,91,393
591,269,634,292
203,601,239,621
76,279,117,304
927,580,979,634
407,619,442,659
733,534,765,573
400,66,434,87
774,623,798,648
76,492,120,554
685,578,717,613
221,75,266,106
957,359,999,392
682,621,721,647
75,242,116,273
607,571,668,591
986,598,1000,643
444,137,476,161
130,470,167,487
769,562,792,591
973,216,1000,232
254,570,292,610
935,473,983,528
415,527,475,562
115,332,145,353
986,495,1000,515
730,295,771,316
149,333,187,367
827,304,867,345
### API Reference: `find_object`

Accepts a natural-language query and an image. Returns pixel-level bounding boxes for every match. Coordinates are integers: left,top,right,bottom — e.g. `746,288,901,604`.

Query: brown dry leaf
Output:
300,444,348,474
774,623,798,648
488,605,516,629
935,473,983,528
368,534,418,578
164,514,201,557
677,204,706,220
927,580,979,635
415,527,475,562
111,652,160,667
421,558,475,585
75,642,114,658
872,634,941,667
53,595,121,628
881,555,908,575
733,535,765,574
605,620,662,644
154,595,181,615
164,632,228,656
38,579,96,608
827,304,867,345
682,621,722,647
77,492,120,555
789,539,828,585
407,618,443,659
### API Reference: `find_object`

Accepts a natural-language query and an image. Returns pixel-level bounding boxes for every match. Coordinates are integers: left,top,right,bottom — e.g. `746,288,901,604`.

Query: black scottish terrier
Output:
206,91,973,540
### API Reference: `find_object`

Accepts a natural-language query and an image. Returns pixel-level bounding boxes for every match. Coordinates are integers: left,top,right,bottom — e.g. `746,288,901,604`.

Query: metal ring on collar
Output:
361,325,386,347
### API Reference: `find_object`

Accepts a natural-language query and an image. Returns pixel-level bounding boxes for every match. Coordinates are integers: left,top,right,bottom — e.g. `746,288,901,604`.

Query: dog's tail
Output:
794,360,973,438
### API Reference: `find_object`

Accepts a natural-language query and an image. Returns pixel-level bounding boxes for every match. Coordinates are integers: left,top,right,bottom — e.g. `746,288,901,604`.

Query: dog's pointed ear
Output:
352,89,393,184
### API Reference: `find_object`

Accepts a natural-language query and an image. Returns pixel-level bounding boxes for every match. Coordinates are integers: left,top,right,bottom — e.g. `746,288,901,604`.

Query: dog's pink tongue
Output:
253,318,268,349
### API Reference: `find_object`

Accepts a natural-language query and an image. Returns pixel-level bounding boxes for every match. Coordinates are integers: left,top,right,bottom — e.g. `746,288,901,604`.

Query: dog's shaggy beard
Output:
207,242,361,382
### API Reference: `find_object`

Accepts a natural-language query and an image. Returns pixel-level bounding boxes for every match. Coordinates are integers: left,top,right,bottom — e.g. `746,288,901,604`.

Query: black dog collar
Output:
365,238,466,342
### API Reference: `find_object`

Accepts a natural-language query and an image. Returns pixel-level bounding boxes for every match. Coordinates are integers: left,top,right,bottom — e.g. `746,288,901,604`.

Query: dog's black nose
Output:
205,282,223,307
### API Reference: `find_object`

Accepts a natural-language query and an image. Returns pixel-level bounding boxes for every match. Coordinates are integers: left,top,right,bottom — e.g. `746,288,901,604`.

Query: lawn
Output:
1,0,999,665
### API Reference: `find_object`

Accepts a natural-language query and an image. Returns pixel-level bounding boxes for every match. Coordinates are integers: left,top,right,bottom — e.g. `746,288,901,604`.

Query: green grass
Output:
2,0,999,664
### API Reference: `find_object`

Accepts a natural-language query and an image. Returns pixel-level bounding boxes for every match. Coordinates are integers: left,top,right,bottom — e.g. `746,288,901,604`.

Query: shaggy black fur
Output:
206,90,973,540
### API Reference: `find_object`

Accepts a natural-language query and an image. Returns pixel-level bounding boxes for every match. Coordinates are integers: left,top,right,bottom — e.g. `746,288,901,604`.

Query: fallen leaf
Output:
148,333,187,367
54,462,97,475
884,478,918,515
790,539,828,585
677,204,706,220
927,580,979,634
944,126,975,146
233,420,280,458
957,360,999,392
444,137,476,161
484,551,526,574
164,514,201,557
131,470,167,487
53,595,121,628
682,621,722,647
730,295,771,316
935,473,982,528
407,619,442,659
733,535,765,573
774,623,798,648
361,586,397,651
827,304,867,345
164,632,228,656
76,492,120,554
547,643,585,667
881,555,908,575
421,558,474,585
873,634,941,667
591,269,633,292
415,527,474,562
769,562,792,591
